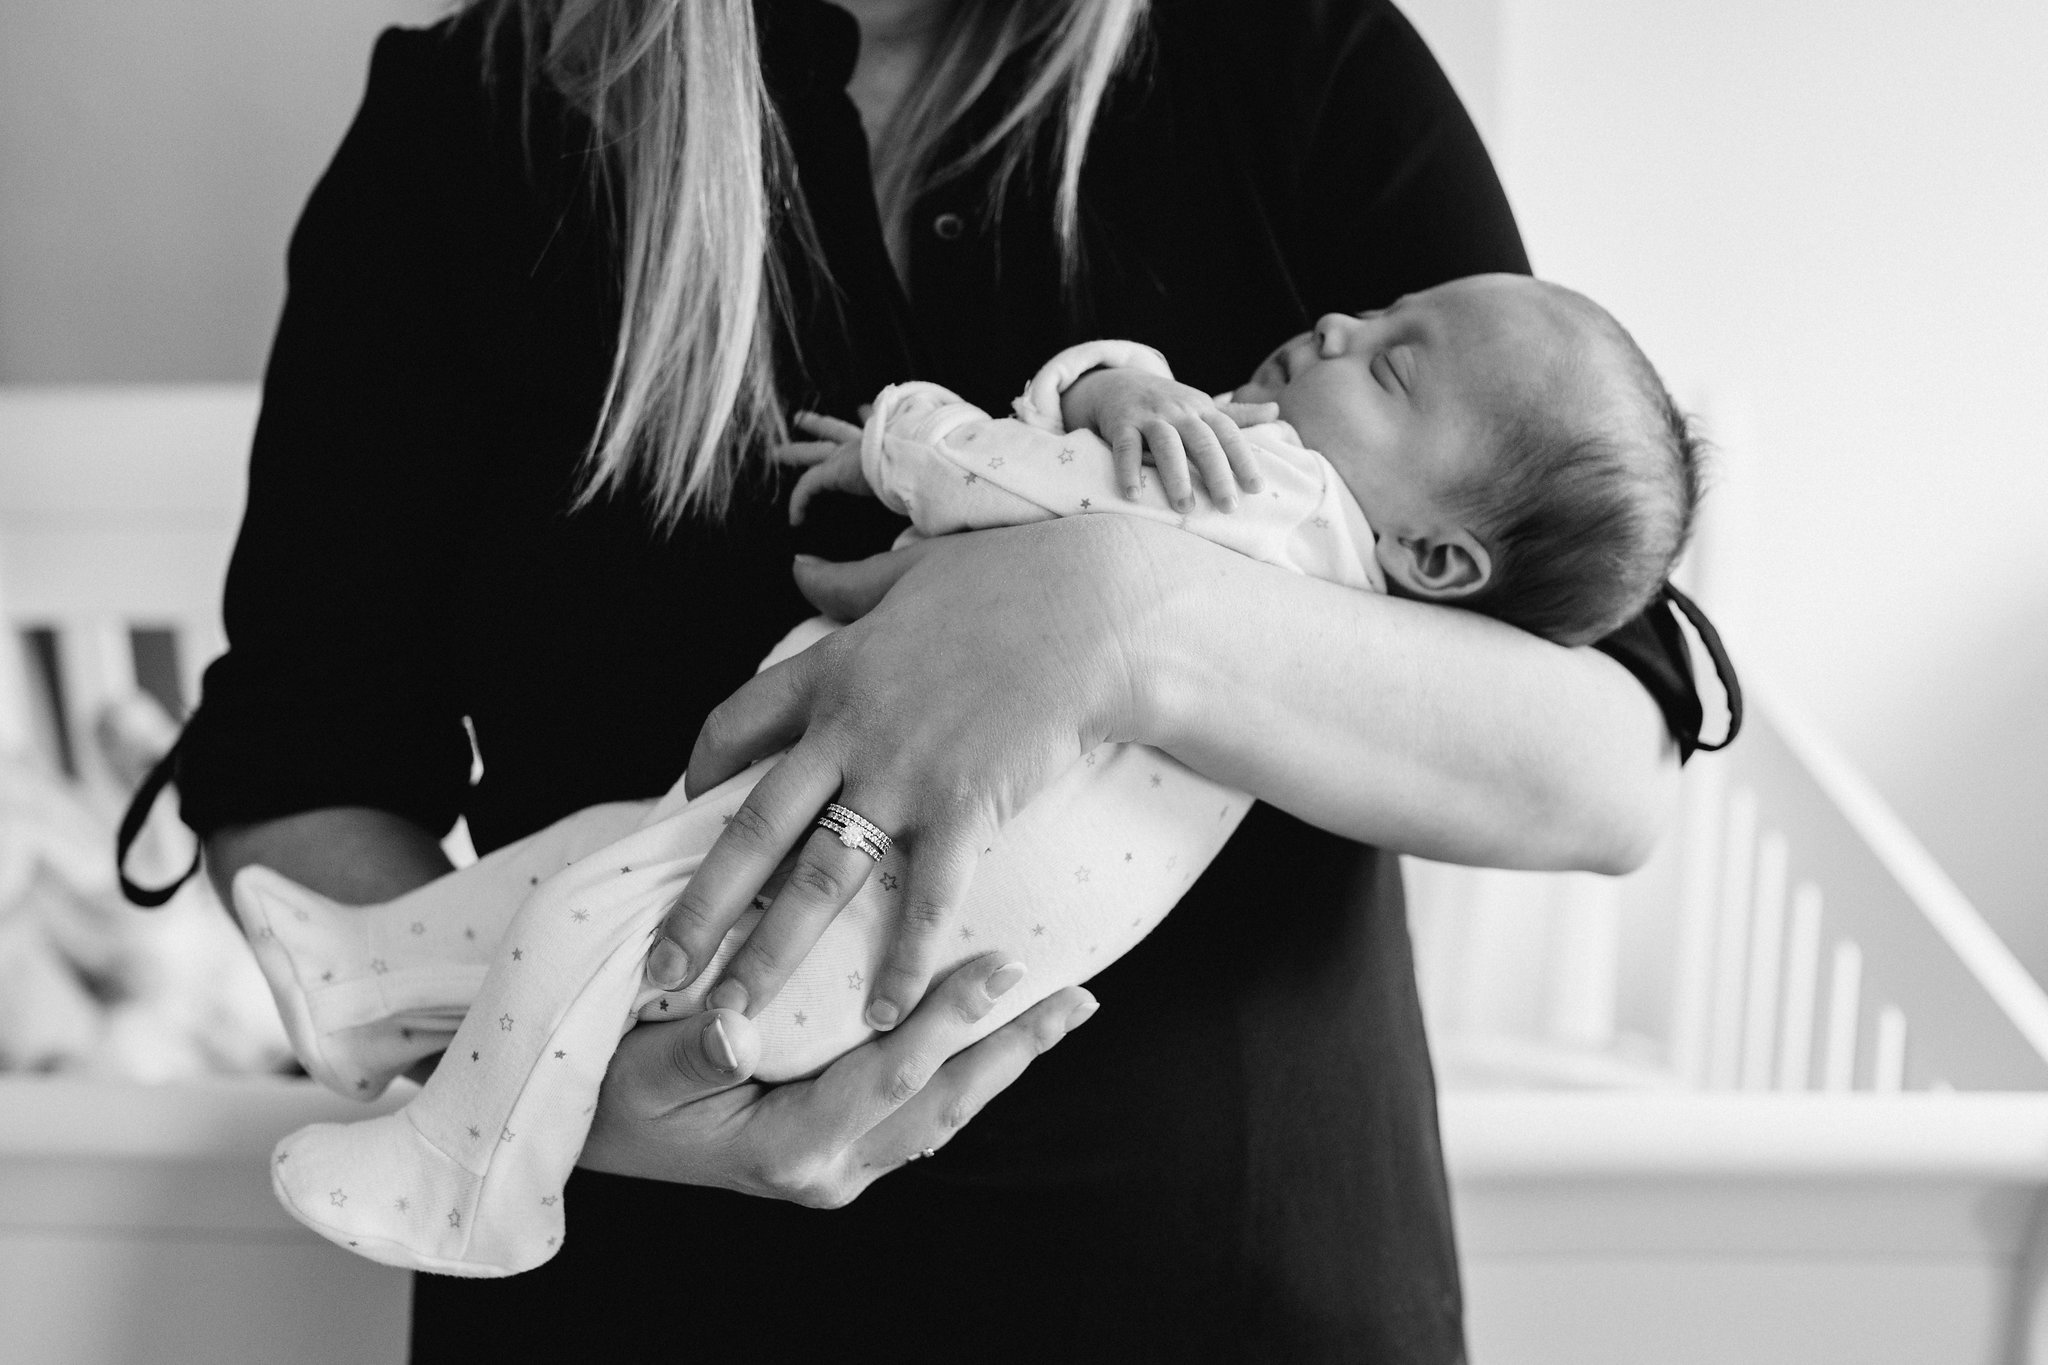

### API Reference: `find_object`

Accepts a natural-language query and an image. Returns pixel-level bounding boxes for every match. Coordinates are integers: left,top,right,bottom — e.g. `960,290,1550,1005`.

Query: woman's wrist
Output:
1090,516,1226,757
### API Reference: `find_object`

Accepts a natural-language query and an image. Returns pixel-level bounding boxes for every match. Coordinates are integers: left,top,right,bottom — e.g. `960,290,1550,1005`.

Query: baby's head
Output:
1234,274,1701,646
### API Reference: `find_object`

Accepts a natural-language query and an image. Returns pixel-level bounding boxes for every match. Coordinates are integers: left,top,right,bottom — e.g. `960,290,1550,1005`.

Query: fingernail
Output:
1176,496,1196,513
1124,484,1142,500
704,1016,739,1073
867,999,901,1031
1217,495,1238,513
708,980,749,1015
985,961,1027,1000
1065,998,1100,1031
647,939,690,991
793,553,822,566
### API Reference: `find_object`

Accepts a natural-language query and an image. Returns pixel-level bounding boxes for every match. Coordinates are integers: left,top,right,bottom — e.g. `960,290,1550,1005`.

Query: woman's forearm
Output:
204,807,455,908
1121,519,1680,873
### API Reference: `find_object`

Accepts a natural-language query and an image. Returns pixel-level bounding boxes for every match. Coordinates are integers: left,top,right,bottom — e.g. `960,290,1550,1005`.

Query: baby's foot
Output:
272,821,698,1276
231,801,650,1098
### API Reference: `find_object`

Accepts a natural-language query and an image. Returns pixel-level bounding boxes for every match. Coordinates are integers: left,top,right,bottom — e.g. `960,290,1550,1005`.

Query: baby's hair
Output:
1450,302,1705,647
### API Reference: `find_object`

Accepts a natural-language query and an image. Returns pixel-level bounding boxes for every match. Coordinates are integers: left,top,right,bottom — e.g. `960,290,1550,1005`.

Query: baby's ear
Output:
1377,529,1492,601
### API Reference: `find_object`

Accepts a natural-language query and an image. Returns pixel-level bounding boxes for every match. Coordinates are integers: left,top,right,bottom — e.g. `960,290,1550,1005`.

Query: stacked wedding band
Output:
817,803,893,861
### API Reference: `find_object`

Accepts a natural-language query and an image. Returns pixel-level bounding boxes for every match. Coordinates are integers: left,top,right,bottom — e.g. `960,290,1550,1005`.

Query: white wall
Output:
1485,2,2048,978
0,0,447,383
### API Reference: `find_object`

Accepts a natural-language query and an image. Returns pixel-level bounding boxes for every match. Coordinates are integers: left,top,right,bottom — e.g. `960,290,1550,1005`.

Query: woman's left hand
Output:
645,514,1159,1031
583,954,1098,1202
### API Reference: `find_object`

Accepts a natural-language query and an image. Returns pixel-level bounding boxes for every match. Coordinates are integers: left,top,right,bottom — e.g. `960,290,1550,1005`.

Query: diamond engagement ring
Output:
817,803,892,861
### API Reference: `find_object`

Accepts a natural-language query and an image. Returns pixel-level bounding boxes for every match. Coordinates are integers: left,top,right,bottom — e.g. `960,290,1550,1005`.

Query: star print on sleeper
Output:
231,799,651,1098
265,688,1247,1276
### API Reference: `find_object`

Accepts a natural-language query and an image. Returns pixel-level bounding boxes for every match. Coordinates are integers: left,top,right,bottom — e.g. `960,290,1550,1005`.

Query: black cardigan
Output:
180,2,1707,1360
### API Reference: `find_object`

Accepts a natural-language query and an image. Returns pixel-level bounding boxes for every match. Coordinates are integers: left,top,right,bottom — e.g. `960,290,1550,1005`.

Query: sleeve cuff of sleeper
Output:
1010,341,1175,433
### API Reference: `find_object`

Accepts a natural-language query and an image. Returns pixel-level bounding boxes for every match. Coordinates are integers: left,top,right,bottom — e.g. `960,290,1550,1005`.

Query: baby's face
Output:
1235,274,1590,543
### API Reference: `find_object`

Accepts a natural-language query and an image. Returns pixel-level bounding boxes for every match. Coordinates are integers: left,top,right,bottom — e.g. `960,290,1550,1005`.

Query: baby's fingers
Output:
1110,426,1146,501
774,439,842,469
790,456,864,523
794,411,865,444
1177,415,1242,512
1202,410,1265,497
1142,419,1196,512
1218,400,1279,427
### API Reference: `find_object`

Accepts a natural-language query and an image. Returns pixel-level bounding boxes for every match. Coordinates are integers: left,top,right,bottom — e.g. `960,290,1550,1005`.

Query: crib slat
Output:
1708,788,1759,1089
1742,700,2048,1090
1669,764,1726,1086
1874,1006,1909,1094
1777,884,1824,1091
1823,941,1863,1093
1741,832,1791,1090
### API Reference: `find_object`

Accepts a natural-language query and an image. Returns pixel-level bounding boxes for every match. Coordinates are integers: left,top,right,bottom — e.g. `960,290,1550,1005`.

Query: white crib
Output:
1412,692,2048,1364
4,385,2046,1364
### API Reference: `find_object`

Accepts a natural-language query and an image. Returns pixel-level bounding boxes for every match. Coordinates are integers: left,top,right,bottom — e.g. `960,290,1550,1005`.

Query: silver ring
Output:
919,1147,937,1160
817,803,892,862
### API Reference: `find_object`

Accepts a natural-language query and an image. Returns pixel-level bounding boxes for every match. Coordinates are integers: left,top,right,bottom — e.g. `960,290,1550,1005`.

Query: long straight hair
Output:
476,0,1149,524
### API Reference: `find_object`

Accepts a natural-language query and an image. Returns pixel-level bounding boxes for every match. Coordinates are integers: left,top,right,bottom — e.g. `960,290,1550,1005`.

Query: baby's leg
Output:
232,801,651,1099
238,616,843,1103
269,763,769,1276
271,743,1243,1275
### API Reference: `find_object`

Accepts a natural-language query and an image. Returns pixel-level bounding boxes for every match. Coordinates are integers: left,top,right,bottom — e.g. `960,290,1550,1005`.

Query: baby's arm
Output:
854,369,1382,592
778,342,1275,525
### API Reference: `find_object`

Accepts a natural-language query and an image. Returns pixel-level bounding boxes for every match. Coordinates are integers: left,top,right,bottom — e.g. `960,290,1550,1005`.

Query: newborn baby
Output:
243,273,1699,1275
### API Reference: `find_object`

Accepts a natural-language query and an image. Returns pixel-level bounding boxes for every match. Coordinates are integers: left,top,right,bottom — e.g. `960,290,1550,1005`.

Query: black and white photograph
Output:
0,1,2042,1361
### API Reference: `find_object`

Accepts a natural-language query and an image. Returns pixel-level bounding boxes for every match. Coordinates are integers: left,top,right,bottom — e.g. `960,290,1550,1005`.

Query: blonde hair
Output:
477,0,1149,524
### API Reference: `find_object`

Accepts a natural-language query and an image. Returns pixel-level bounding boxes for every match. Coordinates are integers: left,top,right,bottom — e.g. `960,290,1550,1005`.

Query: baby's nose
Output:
1314,313,1355,357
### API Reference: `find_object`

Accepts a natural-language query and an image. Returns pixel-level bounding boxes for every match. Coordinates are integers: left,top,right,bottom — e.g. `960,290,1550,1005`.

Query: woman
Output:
183,0,1711,1358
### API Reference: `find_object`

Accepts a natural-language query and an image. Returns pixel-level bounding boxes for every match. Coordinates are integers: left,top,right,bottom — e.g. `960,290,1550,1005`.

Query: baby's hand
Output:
776,411,871,525
1060,369,1278,513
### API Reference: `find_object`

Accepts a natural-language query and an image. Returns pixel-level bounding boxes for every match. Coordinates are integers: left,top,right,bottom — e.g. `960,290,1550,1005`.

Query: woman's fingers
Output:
1178,414,1241,510
791,540,936,622
853,985,1096,1172
657,740,841,995
865,833,979,1030
607,1006,762,1109
706,810,893,1017
1203,409,1265,495
810,952,1029,1145
1142,418,1194,511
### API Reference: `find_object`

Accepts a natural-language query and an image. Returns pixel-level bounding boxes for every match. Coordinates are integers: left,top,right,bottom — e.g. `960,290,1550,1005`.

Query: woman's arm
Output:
204,809,453,908
798,516,1676,871
654,512,1678,1033
1119,520,1679,872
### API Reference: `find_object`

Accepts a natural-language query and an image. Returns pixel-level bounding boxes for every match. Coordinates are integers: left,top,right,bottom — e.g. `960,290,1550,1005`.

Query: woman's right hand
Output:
580,953,1097,1206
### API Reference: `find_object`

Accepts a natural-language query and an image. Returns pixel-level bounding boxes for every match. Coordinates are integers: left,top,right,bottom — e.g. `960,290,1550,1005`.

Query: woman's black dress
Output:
177,2,1706,1360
